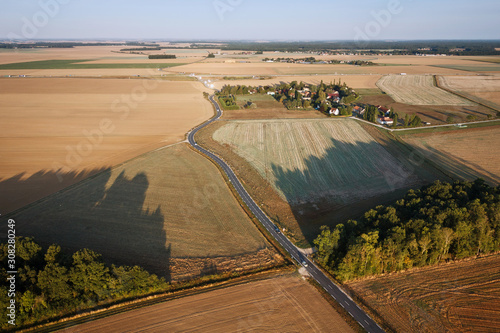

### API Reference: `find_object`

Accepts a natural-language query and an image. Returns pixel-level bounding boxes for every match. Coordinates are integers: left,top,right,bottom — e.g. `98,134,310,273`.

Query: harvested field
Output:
433,64,500,72
376,75,473,105
347,254,500,333
437,75,500,110
400,126,500,184
359,91,495,125
11,144,281,280
61,274,355,333
213,119,416,206
212,74,382,90
0,78,212,213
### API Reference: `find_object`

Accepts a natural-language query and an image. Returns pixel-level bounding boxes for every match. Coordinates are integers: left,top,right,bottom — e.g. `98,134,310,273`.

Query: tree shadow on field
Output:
5,168,172,281
270,135,496,245
0,168,110,215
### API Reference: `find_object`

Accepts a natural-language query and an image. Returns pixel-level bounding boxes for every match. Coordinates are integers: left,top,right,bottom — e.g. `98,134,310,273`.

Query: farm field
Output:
211,74,383,90
11,143,280,280
376,75,473,105
433,64,500,72
0,59,186,70
0,77,213,214
212,119,416,206
220,94,327,120
60,273,355,333
400,126,500,185
347,254,500,333
437,75,500,109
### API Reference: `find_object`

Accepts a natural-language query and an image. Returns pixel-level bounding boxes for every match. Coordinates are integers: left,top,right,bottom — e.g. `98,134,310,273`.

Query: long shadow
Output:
0,168,110,215
269,135,496,245
5,168,171,280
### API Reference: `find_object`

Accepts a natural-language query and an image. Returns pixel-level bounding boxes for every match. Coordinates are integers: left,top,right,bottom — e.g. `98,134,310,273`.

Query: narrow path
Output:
188,95,385,333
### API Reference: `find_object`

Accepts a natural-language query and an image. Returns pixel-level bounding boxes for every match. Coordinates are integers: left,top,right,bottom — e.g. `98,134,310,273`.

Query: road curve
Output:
188,95,385,333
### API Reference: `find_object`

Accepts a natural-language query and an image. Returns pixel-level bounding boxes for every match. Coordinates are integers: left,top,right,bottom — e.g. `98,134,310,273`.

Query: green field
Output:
0,59,184,70
13,144,270,279
213,119,415,206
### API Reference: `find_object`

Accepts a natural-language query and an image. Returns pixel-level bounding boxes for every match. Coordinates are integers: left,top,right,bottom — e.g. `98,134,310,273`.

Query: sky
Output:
1,0,499,41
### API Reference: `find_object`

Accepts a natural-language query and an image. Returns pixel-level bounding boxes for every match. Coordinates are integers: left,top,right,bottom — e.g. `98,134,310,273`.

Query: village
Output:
216,81,424,128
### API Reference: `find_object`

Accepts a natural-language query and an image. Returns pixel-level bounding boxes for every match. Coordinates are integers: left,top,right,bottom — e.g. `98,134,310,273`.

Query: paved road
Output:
187,95,385,333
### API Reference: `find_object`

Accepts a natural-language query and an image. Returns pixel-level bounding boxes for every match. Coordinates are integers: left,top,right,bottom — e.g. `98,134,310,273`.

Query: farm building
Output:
353,106,365,115
377,116,394,126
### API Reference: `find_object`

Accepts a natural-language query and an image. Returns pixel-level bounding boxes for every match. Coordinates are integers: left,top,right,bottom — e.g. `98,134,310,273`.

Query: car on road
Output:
301,260,308,268
273,224,280,233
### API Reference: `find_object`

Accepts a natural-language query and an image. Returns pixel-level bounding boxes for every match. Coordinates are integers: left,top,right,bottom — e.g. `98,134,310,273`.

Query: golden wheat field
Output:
438,75,500,108
0,77,212,213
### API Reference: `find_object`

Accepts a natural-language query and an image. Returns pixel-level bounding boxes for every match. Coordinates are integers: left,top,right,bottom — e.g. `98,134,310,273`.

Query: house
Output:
377,106,390,115
353,106,365,115
267,91,275,96
329,108,340,116
377,117,394,125
327,92,340,99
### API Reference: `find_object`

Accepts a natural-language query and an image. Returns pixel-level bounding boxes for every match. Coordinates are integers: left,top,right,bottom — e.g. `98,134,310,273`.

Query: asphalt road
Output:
188,95,385,333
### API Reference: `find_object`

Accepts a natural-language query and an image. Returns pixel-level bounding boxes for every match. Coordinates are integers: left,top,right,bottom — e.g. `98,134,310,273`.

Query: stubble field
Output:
11,143,281,280
437,75,500,109
213,119,416,206
376,75,473,105
60,273,355,333
400,126,500,184
347,254,500,333
0,78,212,213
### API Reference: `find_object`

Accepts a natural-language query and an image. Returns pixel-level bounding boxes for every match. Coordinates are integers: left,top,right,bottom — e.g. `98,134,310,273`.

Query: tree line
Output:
313,179,500,282
0,238,167,330
148,54,176,59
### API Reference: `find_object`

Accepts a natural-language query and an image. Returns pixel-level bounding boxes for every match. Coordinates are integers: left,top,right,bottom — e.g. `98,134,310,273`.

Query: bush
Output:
466,114,476,121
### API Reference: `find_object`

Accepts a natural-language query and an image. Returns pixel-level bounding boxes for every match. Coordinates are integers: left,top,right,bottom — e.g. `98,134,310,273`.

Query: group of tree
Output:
275,80,358,111
313,179,500,282
217,95,239,110
215,81,358,113
361,105,422,128
148,54,176,59
0,238,167,330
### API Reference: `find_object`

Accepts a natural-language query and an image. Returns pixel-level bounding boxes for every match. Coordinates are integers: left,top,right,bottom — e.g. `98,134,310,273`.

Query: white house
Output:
377,117,394,125
329,108,340,116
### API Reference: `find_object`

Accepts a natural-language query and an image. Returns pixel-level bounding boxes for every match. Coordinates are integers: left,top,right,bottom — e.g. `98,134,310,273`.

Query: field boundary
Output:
351,115,500,133
435,74,500,112
20,267,295,333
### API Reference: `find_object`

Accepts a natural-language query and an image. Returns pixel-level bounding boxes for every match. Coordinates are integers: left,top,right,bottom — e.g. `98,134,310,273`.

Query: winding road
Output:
188,95,385,333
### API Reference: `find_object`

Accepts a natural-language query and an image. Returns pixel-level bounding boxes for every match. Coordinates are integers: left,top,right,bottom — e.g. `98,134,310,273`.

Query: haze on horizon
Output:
1,0,499,41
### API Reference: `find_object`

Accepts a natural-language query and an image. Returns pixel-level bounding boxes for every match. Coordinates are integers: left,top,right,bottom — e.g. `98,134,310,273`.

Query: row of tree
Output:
314,179,500,282
0,238,167,329
148,54,176,59
361,105,422,128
